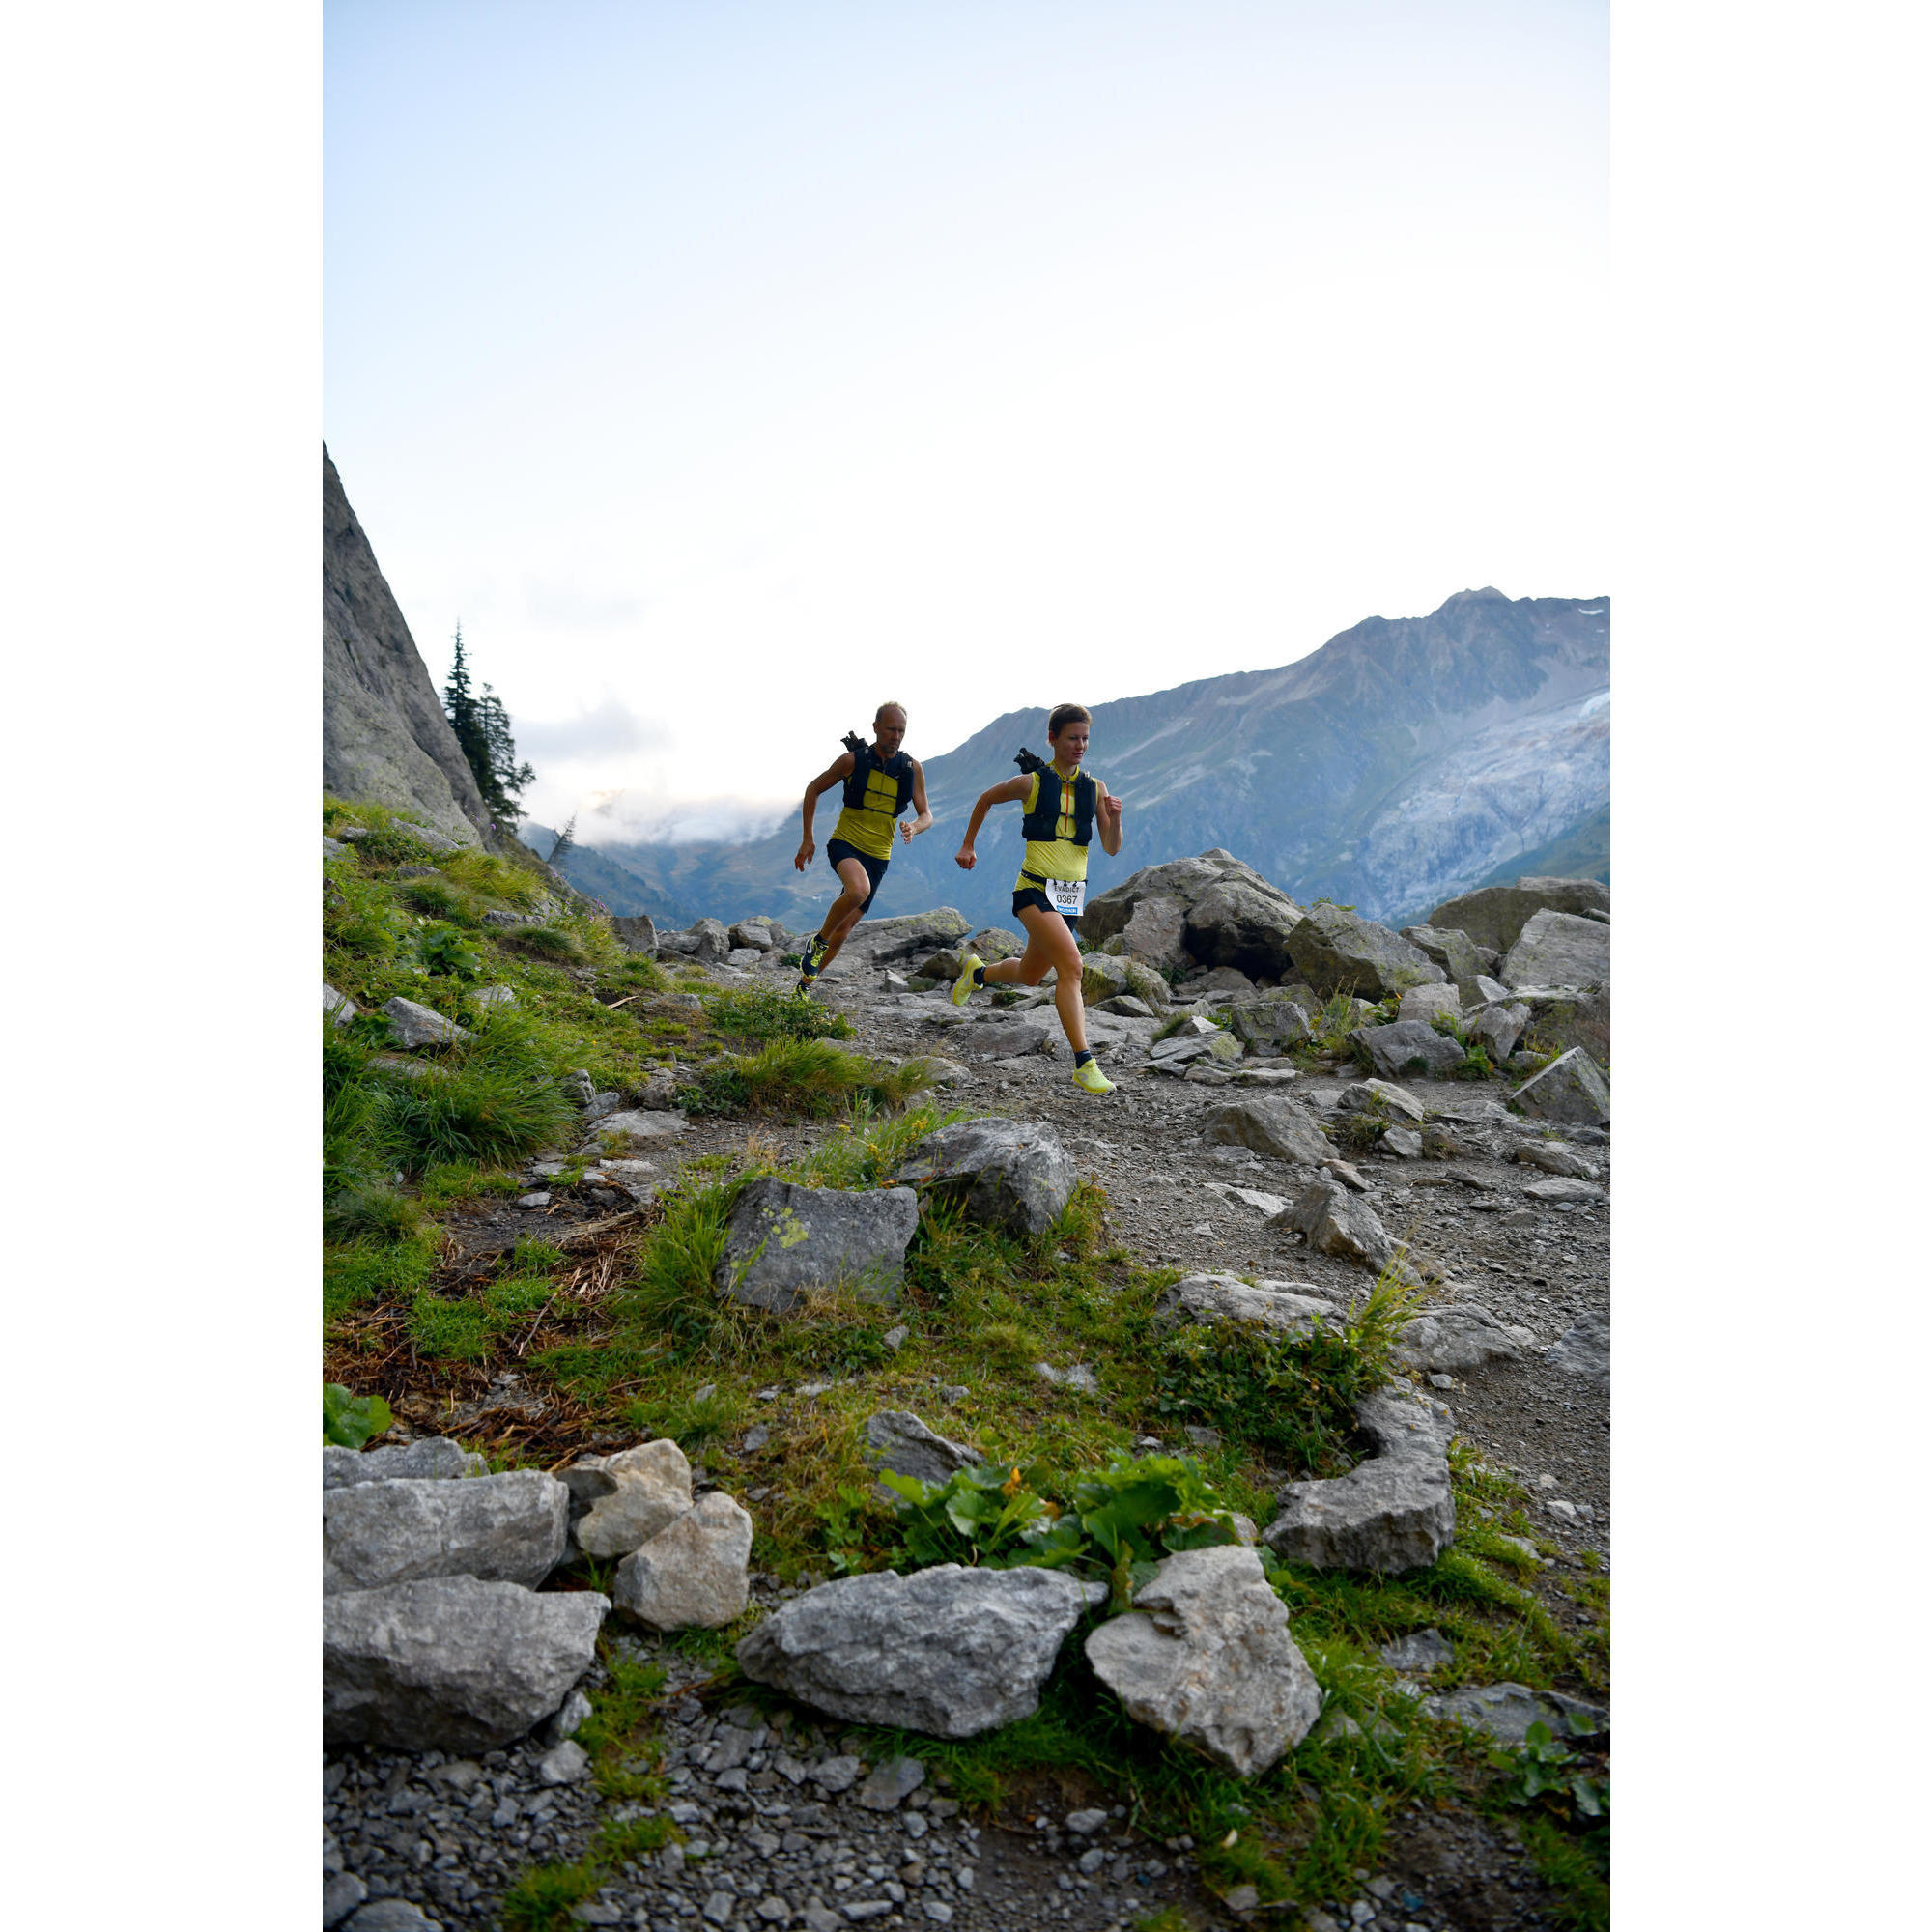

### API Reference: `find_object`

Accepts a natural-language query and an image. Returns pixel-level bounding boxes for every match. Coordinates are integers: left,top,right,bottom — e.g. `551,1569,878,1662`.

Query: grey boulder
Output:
1511,1048,1610,1127
958,1019,1056,1061
736,1564,1105,1738
892,1118,1077,1238
1354,1019,1465,1081
325,982,357,1026
1511,1140,1601,1179
1395,1304,1524,1372
322,1470,568,1595
685,918,732,964
840,907,972,966
613,1492,754,1631
1523,1176,1605,1204
1084,1546,1322,1778
1338,1078,1425,1123
324,1438,486,1489
1396,982,1463,1027
1181,875,1307,980
568,1439,696,1558
1114,894,1190,973
1227,992,1314,1050
1203,1095,1332,1166
1530,984,1609,1067
1263,1388,1457,1573
1285,903,1444,1002
1156,1272,1343,1338
716,1179,919,1313
324,1575,608,1751
610,914,659,954
381,996,471,1049
1546,1311,1610,1381
1400,925,1497,997
1269,1179,1402,1272
1469,999,1531,1062
1502,909,1610,991
865,1410,981,1490
1424,877,1609,954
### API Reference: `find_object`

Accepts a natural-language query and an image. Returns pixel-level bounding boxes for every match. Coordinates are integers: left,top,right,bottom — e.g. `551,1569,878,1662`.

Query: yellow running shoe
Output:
952,953,983,1006
1071,1056,1116,1095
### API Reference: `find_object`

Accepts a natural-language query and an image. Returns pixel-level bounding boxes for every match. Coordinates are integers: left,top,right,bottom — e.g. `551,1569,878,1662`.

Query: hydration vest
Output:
841,738,915,816
1020,766,1096,846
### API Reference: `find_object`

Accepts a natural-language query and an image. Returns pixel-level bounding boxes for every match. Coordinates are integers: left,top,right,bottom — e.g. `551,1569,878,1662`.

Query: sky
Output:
326,0,1608,843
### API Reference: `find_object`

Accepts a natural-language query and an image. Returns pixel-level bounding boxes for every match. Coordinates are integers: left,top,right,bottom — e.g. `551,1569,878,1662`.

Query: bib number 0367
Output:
1046,878,1087,917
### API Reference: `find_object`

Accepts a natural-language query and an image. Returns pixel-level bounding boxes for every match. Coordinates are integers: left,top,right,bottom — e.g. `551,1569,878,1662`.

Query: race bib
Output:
1045,877,1087,917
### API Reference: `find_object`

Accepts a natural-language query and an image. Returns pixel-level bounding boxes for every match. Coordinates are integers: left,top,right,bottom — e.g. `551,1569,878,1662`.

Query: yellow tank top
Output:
1013,767,1091,890
830,757,904,862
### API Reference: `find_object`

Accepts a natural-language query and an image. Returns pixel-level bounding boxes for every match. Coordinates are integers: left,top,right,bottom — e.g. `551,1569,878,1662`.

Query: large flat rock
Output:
716,1179,918,1314
737,1564,1105,1739
322,1470,568,1596
1502,909,1610,990
324,1576,607,1751
1285,904,1444,1002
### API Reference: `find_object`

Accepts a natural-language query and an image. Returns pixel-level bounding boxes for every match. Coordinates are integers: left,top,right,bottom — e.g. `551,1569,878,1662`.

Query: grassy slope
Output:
321,796,1608,1932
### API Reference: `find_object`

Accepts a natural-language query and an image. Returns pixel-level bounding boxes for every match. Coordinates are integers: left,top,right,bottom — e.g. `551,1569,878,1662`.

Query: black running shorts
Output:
1011,885,1080,931
827,838,889,914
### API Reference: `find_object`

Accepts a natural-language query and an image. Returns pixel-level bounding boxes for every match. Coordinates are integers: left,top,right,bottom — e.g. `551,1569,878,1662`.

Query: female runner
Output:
951,703,1123,1095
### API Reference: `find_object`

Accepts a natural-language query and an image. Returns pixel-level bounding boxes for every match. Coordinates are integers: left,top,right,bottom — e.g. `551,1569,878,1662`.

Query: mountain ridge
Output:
541,587,1609,930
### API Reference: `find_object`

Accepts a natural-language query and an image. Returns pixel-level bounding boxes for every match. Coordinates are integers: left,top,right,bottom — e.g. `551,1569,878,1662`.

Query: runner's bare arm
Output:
954,774,1030,869
1095,780,1123,857
795,753,855,870
901,759,935,843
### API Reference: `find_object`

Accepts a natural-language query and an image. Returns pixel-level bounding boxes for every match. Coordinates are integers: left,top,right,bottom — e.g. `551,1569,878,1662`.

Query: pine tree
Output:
442,625,534,826
547,813,577,866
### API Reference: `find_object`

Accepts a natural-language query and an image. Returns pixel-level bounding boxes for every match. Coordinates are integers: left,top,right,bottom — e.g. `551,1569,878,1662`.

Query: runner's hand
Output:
955,845,976,871
794,840,814,871
899,821,913,845
1097,793,1123,831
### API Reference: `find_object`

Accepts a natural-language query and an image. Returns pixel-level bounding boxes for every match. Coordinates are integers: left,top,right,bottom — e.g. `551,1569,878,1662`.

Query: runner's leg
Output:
982,905,1088,1053
813,856,875,972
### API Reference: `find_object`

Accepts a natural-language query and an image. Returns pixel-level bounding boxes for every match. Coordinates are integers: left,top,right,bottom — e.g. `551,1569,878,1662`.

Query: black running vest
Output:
841,744,916,816
1020,768,1096,845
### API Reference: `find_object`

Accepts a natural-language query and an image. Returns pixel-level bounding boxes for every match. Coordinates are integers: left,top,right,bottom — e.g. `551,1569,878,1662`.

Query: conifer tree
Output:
442,625,535,825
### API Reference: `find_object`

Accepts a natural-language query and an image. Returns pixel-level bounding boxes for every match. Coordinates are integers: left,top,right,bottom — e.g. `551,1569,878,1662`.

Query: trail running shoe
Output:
1071,1057,1116,1095
952,952,983,1006
796,935,828,994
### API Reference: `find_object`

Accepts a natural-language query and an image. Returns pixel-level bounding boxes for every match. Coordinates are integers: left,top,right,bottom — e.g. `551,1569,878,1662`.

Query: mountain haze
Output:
537,589,1608,931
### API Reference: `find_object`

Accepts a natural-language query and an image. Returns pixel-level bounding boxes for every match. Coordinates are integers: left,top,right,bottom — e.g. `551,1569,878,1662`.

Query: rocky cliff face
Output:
566,588,1609,930
324,446,492,848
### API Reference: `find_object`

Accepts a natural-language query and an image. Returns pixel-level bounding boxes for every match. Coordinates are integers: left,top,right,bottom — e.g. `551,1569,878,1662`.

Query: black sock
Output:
972,966,986,987
1074,1048,1094,1067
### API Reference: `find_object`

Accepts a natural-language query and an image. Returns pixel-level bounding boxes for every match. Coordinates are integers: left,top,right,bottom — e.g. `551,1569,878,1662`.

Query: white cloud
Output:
515,691,668,762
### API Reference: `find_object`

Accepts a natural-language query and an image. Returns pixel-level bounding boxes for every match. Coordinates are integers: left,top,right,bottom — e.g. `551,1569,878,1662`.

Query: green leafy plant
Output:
1494,1719,1607,1819
323,1382,392,1447
418,923,484,979
882,1451,1244,1606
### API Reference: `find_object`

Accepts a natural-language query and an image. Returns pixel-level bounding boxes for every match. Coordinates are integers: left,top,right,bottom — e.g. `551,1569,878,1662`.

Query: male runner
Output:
793,702,933,992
